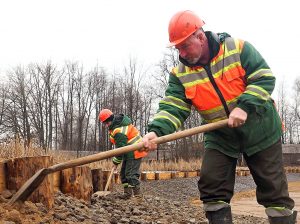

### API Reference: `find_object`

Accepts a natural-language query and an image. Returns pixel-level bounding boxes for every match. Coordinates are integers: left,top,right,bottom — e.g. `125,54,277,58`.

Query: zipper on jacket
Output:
203,65,244,153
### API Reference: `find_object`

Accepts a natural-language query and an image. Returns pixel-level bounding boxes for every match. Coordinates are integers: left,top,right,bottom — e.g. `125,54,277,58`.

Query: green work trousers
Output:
198,139,295,209
120,157,142,187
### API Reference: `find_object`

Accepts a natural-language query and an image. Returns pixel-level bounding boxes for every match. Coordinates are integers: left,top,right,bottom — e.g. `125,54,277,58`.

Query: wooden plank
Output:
91,168,104,192
155,172,172,180
6,156,54,208
141,172,147,181
141,171,155,181
61,166,93,203
0,160,8,192
52,171,61,192
185,171,198,178
171,171,185,178
245,170,251,176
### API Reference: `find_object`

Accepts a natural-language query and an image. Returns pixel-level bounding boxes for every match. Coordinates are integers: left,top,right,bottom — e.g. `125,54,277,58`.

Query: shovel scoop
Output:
8,119,228,205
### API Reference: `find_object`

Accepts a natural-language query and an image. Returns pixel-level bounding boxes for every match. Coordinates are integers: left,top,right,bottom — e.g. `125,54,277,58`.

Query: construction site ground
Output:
230,181,300,220
0,173,299,223
141,173,300,223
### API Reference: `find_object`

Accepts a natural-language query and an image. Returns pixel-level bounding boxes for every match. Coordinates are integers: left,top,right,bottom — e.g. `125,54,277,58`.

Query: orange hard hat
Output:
99,109,113,122
168,10,205,47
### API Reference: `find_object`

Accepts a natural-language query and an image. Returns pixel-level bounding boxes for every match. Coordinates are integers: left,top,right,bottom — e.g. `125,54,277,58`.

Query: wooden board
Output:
61,166,93,203
6,156,54,208
185,171,198,178
141,172,156,181
155,172,172,180
0,160,8,192
91,168,104,192
52,171,61,192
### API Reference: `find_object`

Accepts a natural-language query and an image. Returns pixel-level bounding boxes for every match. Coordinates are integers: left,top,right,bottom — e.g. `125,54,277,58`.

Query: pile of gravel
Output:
1,173,299,223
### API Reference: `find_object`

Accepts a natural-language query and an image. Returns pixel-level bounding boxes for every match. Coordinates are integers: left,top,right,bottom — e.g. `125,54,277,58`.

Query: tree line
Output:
276,78,300,144
0,50,299,160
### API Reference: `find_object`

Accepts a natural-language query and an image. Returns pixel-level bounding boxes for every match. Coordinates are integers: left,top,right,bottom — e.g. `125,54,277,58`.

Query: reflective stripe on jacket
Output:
109,124,147,159
172,37,272,123
148,32,282,157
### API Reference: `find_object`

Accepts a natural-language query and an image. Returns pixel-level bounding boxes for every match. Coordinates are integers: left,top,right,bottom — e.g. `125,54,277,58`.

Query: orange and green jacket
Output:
109,114,147,164
148,32,282,158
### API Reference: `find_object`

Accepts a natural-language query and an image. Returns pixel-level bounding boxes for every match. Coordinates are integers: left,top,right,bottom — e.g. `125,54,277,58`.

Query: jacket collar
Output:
179,31,230,67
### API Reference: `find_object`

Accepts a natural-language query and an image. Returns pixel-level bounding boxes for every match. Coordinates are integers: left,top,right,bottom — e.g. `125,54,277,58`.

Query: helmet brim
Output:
167,35,190,48
167,27,199,48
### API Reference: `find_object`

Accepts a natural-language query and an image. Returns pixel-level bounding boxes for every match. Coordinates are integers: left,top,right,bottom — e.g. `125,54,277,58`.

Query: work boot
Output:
268,210,297,224
133,186,143,197
132,186,144,203
119,187,132,200
205,207,233,224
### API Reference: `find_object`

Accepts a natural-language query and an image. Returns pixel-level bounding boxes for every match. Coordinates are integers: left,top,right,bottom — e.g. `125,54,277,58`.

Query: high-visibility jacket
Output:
109,124,147,159
148,32,282,157
172,37,272,123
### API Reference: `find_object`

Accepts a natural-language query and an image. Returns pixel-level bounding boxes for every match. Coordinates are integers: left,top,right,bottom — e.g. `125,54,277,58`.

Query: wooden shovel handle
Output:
8,119,229,205
154,119,228,145
104,166,116,191
49,119,228,173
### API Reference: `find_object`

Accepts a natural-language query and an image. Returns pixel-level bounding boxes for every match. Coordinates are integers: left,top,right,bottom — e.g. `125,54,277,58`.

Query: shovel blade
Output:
8,168,50,205
93,191,111,197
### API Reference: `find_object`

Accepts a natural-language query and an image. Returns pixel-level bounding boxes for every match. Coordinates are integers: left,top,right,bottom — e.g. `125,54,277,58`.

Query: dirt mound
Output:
0,191,268,224
1,175,299,223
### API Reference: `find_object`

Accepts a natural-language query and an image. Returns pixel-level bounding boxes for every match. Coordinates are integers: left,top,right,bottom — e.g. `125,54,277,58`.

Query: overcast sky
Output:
1,0,299,95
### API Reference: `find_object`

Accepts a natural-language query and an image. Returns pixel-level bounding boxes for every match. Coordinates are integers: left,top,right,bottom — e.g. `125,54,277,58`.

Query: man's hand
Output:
228,107,247,128
112,157,121,166
142,132,158,151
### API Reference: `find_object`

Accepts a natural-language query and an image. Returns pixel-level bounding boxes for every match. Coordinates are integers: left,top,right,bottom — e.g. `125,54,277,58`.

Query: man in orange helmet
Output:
99,109,147,200
142,10,297,224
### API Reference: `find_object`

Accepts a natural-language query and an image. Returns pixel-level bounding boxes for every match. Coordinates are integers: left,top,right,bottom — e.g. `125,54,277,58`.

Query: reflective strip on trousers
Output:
203,201,230,212
265,207,293,217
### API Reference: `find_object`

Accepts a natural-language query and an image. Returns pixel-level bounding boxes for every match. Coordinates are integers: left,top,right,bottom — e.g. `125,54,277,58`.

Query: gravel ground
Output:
141,173,300,202
0,173,299,224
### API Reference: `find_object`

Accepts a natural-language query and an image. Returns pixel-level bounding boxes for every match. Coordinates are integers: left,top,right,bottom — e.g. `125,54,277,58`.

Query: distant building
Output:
282,144,300,166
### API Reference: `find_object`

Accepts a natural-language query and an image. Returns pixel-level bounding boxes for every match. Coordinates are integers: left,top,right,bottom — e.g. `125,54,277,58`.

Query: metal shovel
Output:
8,119,228,205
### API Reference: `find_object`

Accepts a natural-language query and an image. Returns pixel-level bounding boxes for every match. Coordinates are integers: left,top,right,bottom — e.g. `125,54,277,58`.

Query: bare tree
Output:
57,62,77,151
290,77,300,143
152,48,178,98
73,67,98,155
276,80,290,143
0,84,9,131
27,62,61,151
93,66,110,152
6,66,31,148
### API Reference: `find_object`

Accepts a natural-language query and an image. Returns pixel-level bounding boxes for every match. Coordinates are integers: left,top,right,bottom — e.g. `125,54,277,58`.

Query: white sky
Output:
1,0,299,95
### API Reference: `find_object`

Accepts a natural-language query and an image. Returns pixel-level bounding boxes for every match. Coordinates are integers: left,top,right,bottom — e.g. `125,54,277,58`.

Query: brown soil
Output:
0,176,299,223
229,181,300,222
